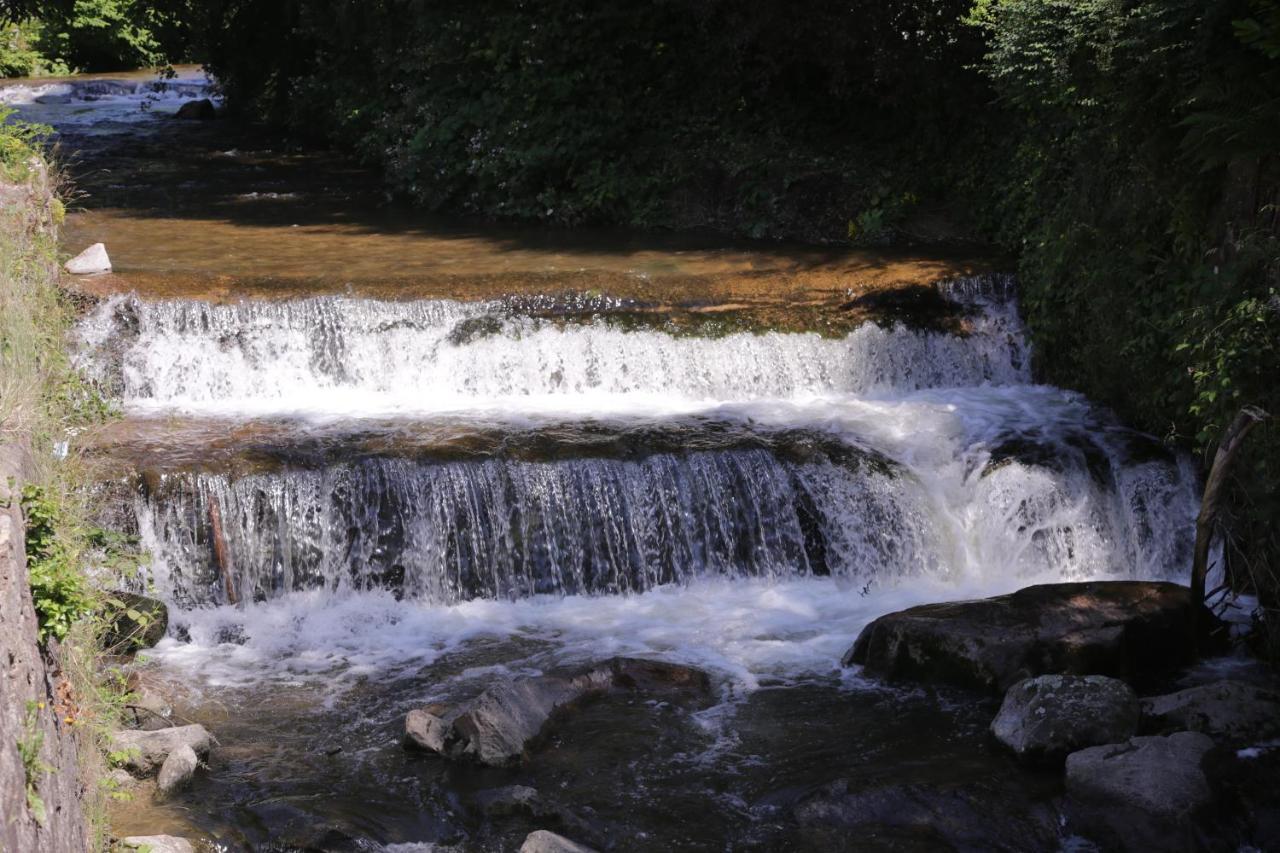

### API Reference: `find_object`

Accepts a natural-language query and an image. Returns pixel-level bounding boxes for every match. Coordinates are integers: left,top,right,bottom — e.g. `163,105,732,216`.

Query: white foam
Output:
77,293,1029,415
153,573,1067,698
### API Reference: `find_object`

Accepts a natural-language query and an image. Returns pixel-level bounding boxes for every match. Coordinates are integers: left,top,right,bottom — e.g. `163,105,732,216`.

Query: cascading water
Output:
77,278,1200,675
77,286,1027,413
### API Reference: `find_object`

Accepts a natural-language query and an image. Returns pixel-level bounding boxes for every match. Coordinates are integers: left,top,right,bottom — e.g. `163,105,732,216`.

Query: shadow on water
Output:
10,68,999,300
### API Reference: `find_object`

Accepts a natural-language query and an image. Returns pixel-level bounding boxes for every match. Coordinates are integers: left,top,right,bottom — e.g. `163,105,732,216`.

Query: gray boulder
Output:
1141,679,1280,746
174,98,216,120
991,674,1139,765
520,830,598,853
120,836,195,853
156,743,199,797
1066,732,1218,851
111,724,214,775
104,591,169,651
405,657,709,766
845,581,1221,692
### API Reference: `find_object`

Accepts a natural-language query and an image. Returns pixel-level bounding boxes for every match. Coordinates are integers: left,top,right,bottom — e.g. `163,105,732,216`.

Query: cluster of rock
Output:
403,656,712,848
834,580,1280,851
104,595,212,852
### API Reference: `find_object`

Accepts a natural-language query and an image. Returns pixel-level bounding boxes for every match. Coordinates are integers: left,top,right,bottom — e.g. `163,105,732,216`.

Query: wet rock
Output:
474,784,544,818
991,674,1139,765
520,830,598,853
845,581,1221,692
111,724,214,774
106,768,137,790
65,242,111,274
156,743,199,797
175,98,216,120
104,591,169,651
405,657,710,766
1066,732,1217,851
120,836,195,853
1140,679,1280,746
794,779,1058,852
404,703,454,753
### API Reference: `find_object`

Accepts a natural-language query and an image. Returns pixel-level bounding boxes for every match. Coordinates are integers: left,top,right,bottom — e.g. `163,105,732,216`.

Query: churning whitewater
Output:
75,278,1202,691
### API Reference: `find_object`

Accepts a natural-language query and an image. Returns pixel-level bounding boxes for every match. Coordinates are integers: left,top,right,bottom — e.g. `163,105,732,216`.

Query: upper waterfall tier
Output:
76,277,1028,415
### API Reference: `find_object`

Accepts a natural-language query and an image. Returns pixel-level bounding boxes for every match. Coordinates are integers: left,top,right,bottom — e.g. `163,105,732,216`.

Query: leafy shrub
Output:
20,485,93,643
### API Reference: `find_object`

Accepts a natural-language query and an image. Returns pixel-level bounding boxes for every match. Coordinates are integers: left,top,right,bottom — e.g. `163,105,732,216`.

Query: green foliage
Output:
21,485,94,643
971,0,1280,627
18,700,52,826
0,106,49,177
0,20,68,76
186,0,986,240
0,0,191,76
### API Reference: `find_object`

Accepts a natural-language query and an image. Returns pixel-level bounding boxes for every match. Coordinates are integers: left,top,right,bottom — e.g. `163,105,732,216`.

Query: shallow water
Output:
21,69,1214,850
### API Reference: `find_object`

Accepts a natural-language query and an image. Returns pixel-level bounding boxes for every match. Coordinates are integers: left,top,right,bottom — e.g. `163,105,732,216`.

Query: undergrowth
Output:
0,106,140,848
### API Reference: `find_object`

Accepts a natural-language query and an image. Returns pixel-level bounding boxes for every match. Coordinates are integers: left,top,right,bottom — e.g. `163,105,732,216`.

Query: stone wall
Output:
0,443,89,852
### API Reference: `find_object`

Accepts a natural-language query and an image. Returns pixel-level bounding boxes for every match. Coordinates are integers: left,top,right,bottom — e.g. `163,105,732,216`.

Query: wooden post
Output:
1190,405,1270,637
208,494,239,605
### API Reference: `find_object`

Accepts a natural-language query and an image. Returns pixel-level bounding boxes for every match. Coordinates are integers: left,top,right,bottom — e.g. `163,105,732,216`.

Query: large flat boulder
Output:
1141,679,1280,746
1066,732,1218,851
793,779,1059,852
111,724,214,775
405,657,709,766
991,674,1139,765
844,581,1220,692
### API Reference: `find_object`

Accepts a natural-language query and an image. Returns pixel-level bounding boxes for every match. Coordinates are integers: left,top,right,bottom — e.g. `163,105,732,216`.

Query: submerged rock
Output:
991,674,1139,765
65,242,111,275
124,679,173,731
156,743,199,797
111,724,214,774
845,581,1220,692
104,591,169,651
120,836,195,853
793,778,1059,852
175,98,216,120
1066,732,1217,851
405,657,710,766
1140,679,1280,746
520,830,599,853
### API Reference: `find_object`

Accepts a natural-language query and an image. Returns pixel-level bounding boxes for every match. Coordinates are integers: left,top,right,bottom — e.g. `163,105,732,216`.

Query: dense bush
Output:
0,0,190,74
188,0,987,239
971,0,1279,621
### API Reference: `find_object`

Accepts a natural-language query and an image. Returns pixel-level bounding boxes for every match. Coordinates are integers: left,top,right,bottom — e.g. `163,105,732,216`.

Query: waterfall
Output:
76,285,1028,414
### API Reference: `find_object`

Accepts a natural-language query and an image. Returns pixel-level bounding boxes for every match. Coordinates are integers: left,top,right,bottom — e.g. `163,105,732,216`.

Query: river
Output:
3,69,1205,851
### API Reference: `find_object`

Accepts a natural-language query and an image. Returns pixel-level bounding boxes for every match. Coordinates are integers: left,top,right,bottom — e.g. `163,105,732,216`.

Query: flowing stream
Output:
9,71,1205,850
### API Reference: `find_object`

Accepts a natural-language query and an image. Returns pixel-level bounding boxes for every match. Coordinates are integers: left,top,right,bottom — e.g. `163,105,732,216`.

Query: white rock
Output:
120,836,195,853
64,242,111,274
520,830,599,853
111,724,214,774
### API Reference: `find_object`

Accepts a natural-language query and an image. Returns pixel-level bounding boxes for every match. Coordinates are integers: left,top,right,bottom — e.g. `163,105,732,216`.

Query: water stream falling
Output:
28,70,1211,849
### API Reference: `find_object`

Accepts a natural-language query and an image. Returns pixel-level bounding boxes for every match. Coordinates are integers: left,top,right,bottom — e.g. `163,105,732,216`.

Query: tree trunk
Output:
1190,405,1270,640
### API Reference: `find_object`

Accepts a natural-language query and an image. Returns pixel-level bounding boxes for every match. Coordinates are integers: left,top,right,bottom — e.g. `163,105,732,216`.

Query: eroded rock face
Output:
1066,732,1217,851
991,674,1139,765
405,657,710,766
845,581,1220,692
520,829,599,853
1141,679,1280,746
793,779,1059,852
112,724,214,775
